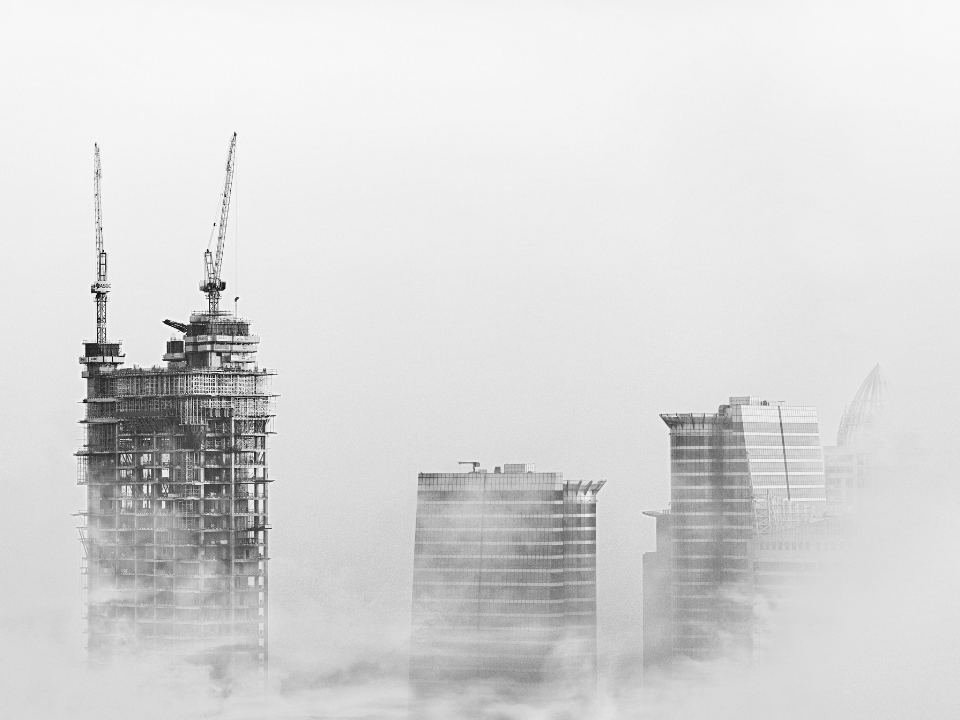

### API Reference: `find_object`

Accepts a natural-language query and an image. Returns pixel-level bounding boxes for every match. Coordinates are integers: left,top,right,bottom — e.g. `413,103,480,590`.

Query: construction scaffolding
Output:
79,311,276,674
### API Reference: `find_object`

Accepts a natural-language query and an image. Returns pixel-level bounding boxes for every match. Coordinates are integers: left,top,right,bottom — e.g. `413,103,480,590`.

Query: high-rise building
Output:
77,137,274,675
410,463,604,697
656,397,827,661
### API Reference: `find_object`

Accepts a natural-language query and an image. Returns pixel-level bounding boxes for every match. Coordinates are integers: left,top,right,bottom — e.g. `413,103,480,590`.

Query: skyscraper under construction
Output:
77,137,275,674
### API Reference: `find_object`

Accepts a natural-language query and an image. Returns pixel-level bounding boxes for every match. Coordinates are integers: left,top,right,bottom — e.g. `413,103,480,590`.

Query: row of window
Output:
118,451,267,467
412,599,596,612
672,487,826,500
413,570,595,584
88,621,261,638
88,606,263,621
672,447,824,459
415,556,594,571
673,556,749,570
86,588,265,605
738,422,820,433
416,516,596,528
415,533,594,545
417,490,565,502
89,576,261,590
413,586,594,602
417,504,594,515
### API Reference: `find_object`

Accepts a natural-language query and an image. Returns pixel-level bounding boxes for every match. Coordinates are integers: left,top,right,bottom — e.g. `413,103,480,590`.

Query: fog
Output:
1,1,959,717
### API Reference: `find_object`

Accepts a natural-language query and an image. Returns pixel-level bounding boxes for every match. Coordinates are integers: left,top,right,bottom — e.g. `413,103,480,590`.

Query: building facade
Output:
410,463,603,696
78,310,275,673
656,397,827,662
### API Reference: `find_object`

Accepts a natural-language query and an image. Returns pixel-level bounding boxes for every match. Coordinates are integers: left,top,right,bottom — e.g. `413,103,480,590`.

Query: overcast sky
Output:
2,1,960,713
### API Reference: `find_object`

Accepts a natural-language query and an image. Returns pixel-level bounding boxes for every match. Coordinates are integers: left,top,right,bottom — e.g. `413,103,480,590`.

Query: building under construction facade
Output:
77,137,274,674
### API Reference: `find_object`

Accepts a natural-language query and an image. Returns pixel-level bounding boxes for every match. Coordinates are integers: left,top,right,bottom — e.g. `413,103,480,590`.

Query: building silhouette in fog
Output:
641,509,673,670
410,463,604,695
647,397,827,664
824,364,886,512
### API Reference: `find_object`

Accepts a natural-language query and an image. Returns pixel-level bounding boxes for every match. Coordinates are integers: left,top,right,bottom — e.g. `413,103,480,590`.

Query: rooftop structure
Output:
836,365,886,447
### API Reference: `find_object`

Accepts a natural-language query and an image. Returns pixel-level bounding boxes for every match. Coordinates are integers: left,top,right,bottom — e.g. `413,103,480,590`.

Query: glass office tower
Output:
410,463,604,698
660,397,826,660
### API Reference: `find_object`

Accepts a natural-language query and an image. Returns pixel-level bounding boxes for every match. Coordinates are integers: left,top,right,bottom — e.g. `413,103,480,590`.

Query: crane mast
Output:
201,132,237,314
92,144,110,344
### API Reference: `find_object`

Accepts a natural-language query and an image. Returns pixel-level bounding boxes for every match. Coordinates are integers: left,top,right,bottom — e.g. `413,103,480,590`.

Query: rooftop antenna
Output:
92,144,110,344
200,133,237,315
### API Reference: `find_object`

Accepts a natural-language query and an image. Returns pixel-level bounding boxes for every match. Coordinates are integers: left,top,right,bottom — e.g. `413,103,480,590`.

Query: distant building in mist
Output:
641,510,672,670
648,397,827,664
410,463,604,696
824,365,886,512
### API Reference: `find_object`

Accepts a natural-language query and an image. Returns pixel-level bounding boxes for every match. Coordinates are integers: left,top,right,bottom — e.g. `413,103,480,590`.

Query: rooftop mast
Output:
92,144,110,344
200,133,237,314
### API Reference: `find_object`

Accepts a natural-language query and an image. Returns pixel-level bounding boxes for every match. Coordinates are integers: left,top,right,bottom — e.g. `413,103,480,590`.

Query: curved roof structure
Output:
837,364,886,446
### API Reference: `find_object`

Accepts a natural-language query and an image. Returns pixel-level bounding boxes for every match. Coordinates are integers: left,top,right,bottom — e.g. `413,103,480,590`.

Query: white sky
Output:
2,0,960,705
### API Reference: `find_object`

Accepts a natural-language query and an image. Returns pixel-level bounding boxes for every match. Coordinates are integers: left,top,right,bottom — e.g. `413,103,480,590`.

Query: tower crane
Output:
92,144,110,344
200,132,237,314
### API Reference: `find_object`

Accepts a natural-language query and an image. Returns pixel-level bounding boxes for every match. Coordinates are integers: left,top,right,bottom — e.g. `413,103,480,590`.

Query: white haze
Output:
1,1,959,717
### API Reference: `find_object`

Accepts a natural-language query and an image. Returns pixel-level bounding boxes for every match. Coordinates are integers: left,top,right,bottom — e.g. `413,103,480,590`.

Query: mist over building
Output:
410,463,603,700
752,369,886,652
643,374,888,671
77,138,274,677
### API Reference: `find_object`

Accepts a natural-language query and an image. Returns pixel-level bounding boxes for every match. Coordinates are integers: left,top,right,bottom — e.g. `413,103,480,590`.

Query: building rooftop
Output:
729,396,785,406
